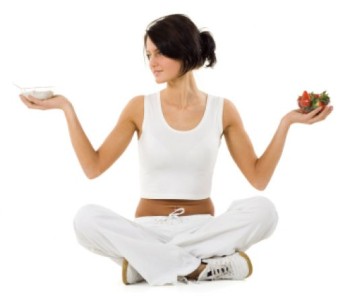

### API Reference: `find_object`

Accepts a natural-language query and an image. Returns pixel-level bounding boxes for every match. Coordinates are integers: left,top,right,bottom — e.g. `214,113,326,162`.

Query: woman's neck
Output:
162,71,204,109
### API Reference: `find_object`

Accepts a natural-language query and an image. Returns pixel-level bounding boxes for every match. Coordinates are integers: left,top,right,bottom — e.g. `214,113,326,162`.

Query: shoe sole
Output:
238,251,253,278
122,259,129,285
123,253,251,284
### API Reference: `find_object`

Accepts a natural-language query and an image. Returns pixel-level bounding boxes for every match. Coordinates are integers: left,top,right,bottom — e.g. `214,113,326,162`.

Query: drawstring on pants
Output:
169,207,185,218
153,207,185,224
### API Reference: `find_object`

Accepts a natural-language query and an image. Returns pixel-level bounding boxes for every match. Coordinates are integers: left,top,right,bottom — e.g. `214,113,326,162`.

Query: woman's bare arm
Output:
223,99,333,190
20,94,143,179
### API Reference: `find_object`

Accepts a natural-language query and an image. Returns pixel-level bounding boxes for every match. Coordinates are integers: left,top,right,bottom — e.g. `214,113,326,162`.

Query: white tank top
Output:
138,92,224,200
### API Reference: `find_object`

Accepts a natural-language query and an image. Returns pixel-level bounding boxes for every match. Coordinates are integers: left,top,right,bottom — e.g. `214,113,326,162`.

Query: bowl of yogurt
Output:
15,84,54,100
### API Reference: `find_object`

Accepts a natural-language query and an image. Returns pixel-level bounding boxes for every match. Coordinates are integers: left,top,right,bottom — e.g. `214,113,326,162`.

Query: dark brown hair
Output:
144,14,216,75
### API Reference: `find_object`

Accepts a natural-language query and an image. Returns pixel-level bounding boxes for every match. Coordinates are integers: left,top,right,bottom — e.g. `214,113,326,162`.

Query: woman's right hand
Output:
20,94,72,111
20,92,100,178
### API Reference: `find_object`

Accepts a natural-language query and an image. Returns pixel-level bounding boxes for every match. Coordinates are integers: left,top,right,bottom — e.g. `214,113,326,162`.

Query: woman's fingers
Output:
20,94,55,110
284,105,333,126
20,94,43,109
307,106,333,124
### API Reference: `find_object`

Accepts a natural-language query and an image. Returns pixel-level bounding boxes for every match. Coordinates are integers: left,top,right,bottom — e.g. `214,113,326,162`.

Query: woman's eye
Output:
146,50,163,60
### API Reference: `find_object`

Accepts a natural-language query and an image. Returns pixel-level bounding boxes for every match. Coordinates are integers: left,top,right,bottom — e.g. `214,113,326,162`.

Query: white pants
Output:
74,196,278,286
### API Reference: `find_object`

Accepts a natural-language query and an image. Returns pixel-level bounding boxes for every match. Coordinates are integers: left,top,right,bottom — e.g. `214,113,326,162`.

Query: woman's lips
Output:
153,70,162,76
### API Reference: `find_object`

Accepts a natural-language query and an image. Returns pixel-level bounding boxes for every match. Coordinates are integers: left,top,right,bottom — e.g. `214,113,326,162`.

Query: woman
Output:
20,14,332,286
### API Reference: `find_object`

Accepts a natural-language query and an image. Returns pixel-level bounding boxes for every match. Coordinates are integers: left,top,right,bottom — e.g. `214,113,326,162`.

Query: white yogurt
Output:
21,90,54,100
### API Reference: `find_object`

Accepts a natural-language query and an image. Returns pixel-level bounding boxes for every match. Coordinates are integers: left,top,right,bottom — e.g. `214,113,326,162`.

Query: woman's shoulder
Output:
125,94,148,111
208,95,237,113
128,94,144,105
208,94,233,106
223,98,236,110
119,95,144,121
221,98,243,129
126,92,158,106
206,94,238,115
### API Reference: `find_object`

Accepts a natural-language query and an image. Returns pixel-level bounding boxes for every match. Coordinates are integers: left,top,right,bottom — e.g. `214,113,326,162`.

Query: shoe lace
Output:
204,257,233,280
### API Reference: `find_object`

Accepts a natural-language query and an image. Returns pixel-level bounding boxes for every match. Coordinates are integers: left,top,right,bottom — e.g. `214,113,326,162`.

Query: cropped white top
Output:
138,92,224,200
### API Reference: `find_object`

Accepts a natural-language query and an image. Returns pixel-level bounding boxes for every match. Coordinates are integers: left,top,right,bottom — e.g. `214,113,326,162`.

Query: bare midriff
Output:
135,197,215,218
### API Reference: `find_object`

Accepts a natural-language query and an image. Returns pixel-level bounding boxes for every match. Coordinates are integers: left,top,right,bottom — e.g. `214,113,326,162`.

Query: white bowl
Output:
21,89,54,100
15,84,54,100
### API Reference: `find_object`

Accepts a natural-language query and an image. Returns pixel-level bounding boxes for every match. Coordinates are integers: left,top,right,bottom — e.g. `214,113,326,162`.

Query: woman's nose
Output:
149,56,157,67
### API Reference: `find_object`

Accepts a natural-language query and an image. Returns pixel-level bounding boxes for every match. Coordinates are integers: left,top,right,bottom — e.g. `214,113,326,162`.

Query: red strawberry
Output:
298,90,311,111
297,90,330,113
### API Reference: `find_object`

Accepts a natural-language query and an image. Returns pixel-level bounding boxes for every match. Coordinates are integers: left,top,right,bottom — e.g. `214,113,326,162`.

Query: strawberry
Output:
298,91,311,111
297,90,330,113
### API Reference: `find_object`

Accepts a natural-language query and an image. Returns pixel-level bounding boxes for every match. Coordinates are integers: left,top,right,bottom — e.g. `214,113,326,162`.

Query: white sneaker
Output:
197,251,253,281
122,259,144,285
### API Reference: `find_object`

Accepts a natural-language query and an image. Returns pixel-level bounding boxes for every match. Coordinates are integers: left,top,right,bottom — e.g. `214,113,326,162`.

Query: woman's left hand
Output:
282,105,333,126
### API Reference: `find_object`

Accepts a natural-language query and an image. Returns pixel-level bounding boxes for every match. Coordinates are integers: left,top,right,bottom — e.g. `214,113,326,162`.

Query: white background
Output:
1,0,349,299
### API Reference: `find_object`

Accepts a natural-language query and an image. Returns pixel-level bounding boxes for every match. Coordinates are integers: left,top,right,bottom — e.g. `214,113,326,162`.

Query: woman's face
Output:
145,37,182,84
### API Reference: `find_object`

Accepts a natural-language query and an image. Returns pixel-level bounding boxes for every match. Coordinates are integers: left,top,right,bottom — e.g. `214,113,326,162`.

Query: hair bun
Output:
200,31,217,68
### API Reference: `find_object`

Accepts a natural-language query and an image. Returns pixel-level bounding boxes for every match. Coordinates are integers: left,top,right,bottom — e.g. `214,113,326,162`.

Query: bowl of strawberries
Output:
297,90,330,114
